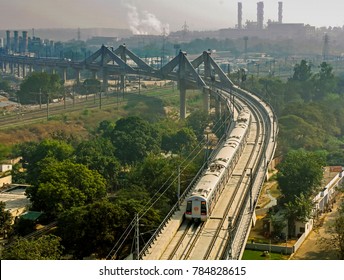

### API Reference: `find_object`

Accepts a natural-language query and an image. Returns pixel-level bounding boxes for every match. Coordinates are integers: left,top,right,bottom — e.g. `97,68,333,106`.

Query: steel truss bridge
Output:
0,45,278,259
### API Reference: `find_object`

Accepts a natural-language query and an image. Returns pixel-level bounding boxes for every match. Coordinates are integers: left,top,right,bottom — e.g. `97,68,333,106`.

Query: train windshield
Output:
201,201,207,215
186,201,192,214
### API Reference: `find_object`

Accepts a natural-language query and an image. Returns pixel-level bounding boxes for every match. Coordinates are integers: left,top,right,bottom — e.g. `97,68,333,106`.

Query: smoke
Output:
125,4,170,35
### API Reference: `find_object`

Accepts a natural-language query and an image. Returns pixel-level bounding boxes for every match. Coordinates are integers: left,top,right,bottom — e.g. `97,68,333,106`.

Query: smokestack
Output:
22,31,28,53
278,2,283,23
6,30,10,51
238,2,243,29
257,1,264,29
14,30,19,53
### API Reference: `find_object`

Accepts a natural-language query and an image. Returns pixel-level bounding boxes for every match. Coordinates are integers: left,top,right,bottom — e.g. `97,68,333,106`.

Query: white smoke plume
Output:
125,3,170,35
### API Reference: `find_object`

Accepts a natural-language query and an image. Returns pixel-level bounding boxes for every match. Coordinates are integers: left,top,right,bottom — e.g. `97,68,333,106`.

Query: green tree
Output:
283,193,314,237
186,110,210,141
0,201,12,238
290,60,312,82
332,202,344,259
16,72,63,104
287,60,314,102
2,235,63,260
12,217,36,236
277,150,325,202
75,138,120,188
0,143,11,161
162,127,197,155
11,163,27,184
26,159,107,217
57,199,160,259
14,139,74,184
313,62,337,100
57,200,126,259
109,116,160,164
129,154,178,208
0,78,11,92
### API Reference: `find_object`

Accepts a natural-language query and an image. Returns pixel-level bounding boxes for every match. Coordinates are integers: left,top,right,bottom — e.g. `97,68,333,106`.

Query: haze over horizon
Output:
0,0,343,35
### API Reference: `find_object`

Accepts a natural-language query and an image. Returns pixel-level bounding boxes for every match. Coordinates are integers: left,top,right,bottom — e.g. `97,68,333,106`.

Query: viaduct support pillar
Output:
102,68,108,93
120,51,127,95
22,64,26,78
215,95,222,119
61,68,67,84
179,79,186,119
75,69,81,85
91,70,97,80
203,87,210,113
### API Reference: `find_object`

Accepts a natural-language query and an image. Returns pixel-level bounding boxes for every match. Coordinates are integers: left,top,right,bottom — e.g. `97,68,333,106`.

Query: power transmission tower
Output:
182,21,189,40
322,33,329,61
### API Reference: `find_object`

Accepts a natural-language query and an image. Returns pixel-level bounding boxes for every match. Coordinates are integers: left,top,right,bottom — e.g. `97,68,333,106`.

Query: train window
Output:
201,201,207,215
186,201,192,214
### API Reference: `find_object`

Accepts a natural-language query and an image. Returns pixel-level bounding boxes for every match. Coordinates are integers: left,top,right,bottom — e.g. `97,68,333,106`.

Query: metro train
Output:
185,108,251,222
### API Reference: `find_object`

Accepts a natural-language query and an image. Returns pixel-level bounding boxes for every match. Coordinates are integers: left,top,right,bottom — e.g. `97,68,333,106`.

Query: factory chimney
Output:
278,2,283,23
6,30,11,52
257,1,264,29
13,30,19,53
238,2,243,29
22,31,28,53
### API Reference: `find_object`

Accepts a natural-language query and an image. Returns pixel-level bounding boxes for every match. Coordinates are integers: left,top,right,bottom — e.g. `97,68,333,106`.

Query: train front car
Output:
185,163,225,222
185,108,251,222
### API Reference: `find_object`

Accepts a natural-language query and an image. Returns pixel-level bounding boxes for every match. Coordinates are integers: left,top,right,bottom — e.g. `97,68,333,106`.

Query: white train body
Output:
185,108,251,221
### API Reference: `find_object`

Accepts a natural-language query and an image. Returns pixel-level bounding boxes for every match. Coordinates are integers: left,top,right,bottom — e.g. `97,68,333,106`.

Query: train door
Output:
192,199,201,218
186,201,192,216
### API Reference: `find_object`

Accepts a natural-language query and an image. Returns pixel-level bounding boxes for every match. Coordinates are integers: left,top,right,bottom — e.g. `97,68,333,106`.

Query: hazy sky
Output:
0,0,343,34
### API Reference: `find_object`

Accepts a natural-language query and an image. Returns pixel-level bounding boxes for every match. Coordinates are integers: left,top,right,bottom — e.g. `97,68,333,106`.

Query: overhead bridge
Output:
0,45,234,119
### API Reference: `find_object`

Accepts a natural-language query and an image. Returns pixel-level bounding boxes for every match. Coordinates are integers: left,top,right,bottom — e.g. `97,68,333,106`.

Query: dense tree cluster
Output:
243,60,344,241
16,72,63,104
2,235,63,260
276,150,326,237
244,60,344,165
6,111,208,259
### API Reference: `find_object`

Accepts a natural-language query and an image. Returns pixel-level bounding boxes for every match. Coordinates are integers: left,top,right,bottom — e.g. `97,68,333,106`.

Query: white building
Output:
0,164,12,172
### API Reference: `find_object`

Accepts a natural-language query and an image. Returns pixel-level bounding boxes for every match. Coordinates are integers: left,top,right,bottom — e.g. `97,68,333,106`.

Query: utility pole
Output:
46,93,49,121
39,88,42,109
63,88,66,109
136,214,140,260
178,165,181,208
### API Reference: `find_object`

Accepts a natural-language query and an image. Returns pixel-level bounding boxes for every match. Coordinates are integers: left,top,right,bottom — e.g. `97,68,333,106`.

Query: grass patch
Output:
270,182,281,198
242,249,289,260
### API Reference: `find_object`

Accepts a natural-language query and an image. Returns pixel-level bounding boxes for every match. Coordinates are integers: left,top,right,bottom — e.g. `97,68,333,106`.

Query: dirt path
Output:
290,193,343,260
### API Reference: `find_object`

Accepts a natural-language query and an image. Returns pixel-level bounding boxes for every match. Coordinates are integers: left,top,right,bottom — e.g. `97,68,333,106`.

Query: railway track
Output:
149,85,272,260
0,86,177,129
